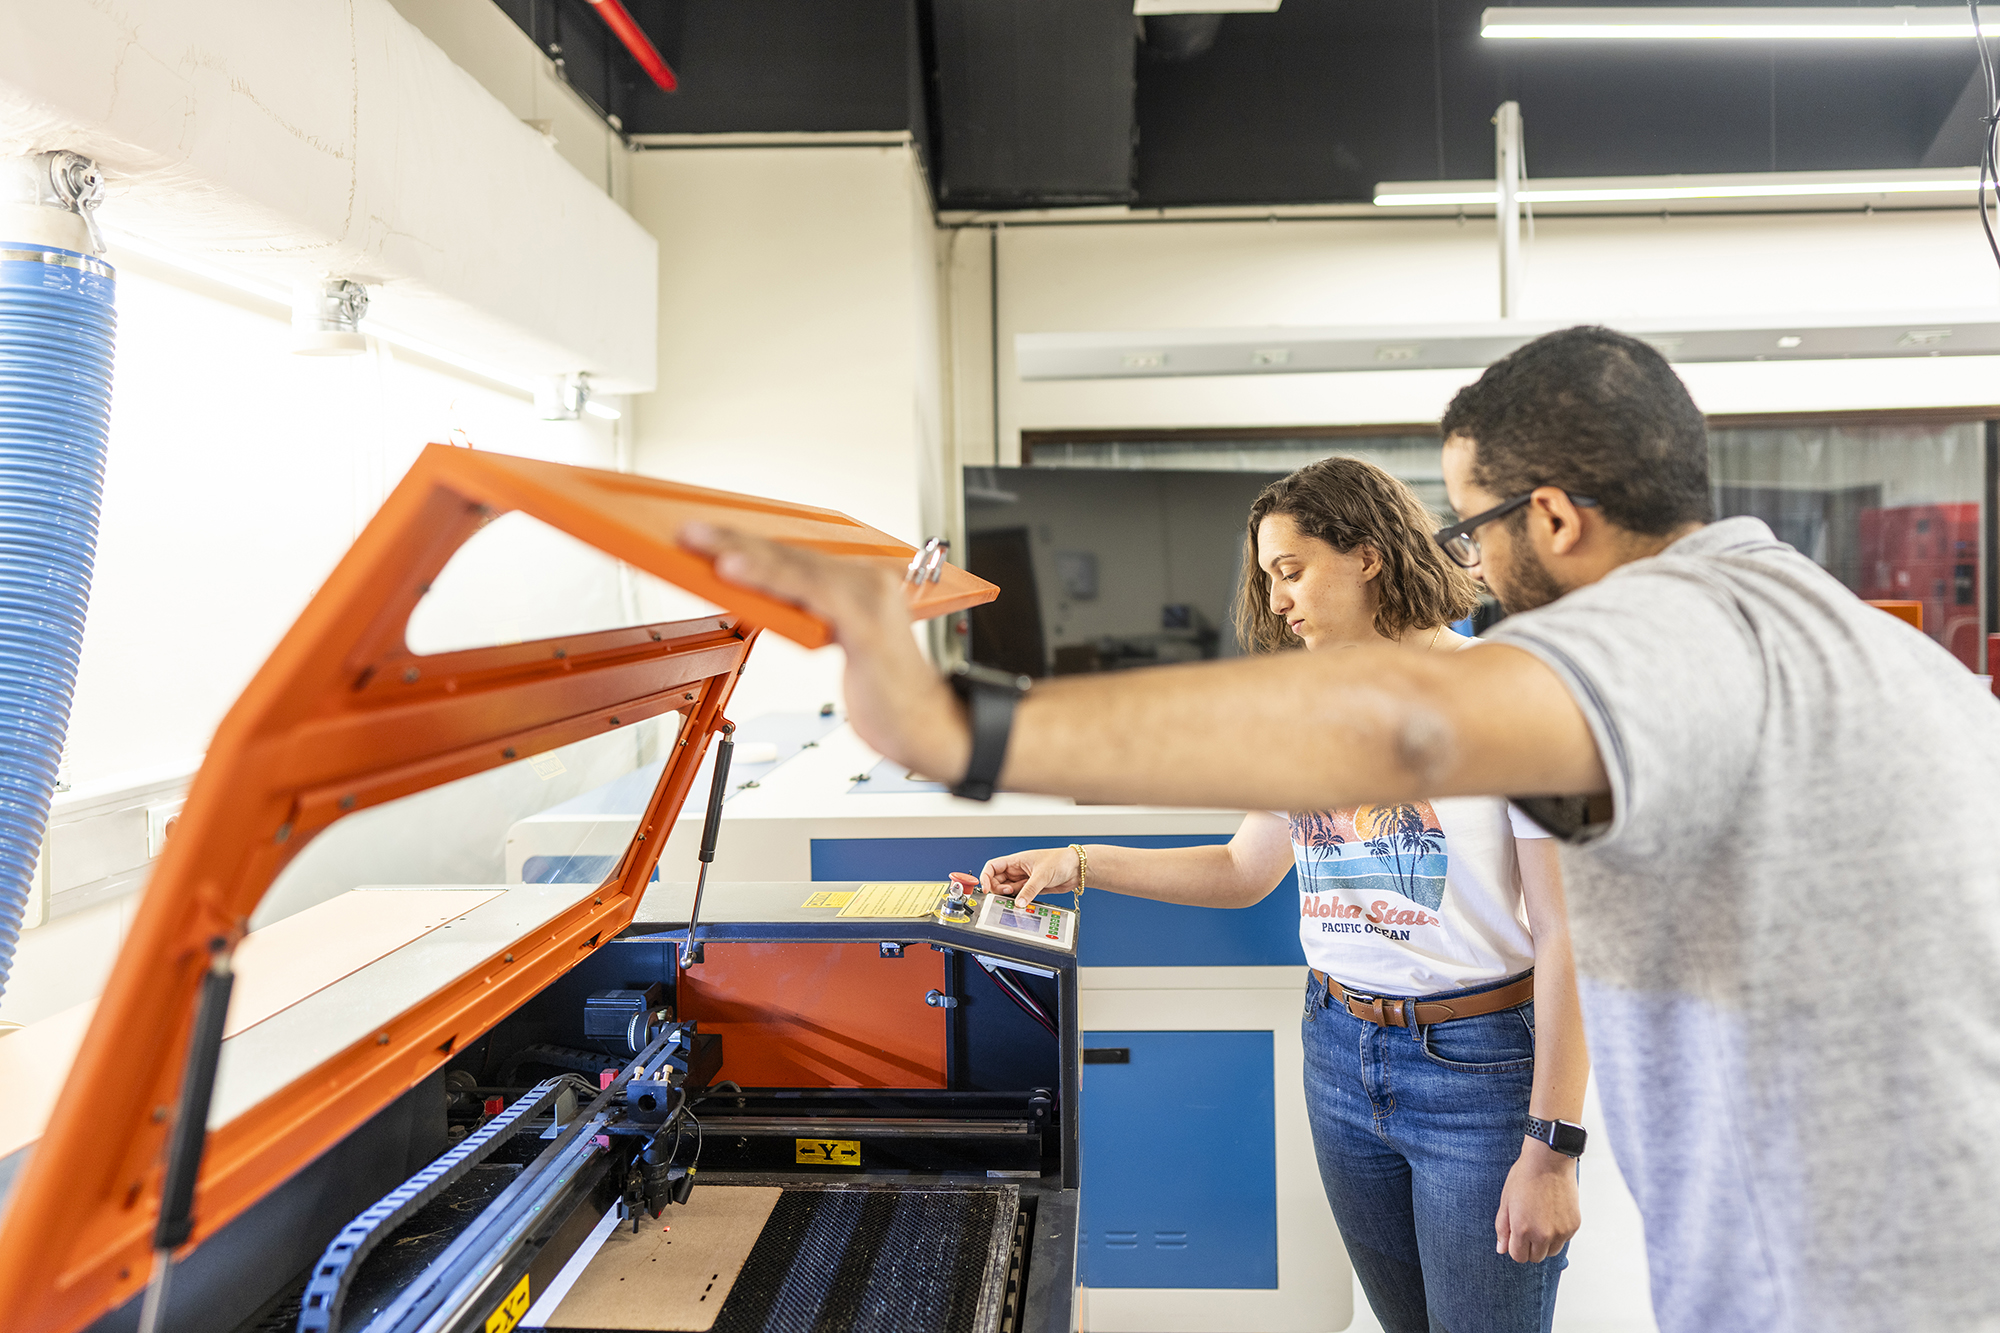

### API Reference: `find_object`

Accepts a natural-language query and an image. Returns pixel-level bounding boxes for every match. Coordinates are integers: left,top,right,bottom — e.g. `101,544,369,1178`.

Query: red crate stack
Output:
1856,503,1981,672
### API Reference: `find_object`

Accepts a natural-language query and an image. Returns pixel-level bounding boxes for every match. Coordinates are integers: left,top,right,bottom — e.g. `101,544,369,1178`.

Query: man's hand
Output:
960,847,1079,907
1494,1139,1582,1264
679,522,970,784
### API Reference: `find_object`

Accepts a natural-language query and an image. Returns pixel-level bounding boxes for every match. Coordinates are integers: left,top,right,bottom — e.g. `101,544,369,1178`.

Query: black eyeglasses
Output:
1433,490,1597,569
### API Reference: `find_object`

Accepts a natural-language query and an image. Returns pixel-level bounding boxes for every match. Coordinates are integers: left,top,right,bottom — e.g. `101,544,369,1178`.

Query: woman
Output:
961,456,1588,1333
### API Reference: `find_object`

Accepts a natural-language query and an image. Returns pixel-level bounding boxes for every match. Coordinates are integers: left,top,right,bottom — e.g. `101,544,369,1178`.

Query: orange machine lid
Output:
0,444,995,1333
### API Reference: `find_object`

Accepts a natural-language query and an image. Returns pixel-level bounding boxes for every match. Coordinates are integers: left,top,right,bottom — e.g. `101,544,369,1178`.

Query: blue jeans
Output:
1303,970,1567,1333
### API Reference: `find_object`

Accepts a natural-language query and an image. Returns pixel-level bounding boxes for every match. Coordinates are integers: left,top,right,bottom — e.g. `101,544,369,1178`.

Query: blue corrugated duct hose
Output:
0,242,117,1001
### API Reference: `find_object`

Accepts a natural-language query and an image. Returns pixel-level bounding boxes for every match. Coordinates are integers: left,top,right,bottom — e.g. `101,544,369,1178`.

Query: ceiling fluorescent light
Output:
1373,167,1980,207
1135,0,1279,14
1481,7,1998,40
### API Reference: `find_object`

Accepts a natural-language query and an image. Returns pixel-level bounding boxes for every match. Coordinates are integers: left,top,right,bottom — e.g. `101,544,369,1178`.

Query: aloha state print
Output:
1290,801,1448,914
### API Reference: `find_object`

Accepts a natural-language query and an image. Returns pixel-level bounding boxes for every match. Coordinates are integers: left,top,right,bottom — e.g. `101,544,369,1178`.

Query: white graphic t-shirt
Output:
1292,796,1548,997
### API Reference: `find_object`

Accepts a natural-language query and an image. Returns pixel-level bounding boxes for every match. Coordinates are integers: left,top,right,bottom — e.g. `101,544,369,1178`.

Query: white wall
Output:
956,208,2000,462
624,144,951,715
0,243,645,1029
70,250,627,792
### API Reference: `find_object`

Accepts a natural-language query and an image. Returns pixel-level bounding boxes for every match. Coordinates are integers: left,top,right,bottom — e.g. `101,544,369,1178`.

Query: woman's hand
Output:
1494,1140,1582,1264
960,847,1080,908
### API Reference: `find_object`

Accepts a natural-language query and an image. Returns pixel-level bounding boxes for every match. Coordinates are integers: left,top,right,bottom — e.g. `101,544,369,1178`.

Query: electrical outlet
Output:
146,798,186,859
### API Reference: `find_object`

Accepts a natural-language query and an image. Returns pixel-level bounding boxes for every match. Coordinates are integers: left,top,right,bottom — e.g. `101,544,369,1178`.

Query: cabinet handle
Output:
1082,1048,1128,1064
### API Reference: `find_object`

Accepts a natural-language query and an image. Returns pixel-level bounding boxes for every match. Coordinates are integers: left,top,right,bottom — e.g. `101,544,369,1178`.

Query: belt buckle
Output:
1341,986,1391,1026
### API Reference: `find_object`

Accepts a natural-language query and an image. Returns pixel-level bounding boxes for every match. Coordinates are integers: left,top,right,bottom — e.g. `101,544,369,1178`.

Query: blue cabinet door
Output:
1078,1030,1278,1289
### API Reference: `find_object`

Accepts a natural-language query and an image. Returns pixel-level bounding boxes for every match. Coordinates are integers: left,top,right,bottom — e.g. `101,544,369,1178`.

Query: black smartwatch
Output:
1524,1116,1588,1158
947,663,1032,801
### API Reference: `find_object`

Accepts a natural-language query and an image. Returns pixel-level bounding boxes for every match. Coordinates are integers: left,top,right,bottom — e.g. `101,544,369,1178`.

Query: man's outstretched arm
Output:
682,522,1608,811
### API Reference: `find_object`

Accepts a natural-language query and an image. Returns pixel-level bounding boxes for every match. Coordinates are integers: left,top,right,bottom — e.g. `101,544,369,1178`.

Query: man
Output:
682,327,2000,1333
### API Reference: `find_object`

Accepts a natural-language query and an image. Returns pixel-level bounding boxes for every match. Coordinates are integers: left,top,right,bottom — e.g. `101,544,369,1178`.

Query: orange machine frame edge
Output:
0,445,995,1333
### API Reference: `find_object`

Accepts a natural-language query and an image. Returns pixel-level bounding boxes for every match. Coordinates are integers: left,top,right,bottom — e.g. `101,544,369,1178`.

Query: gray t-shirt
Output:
1490,516,2000,1333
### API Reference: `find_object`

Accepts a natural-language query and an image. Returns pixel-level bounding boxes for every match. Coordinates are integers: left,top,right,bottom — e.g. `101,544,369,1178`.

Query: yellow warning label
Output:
796,1137,862,1166
484,1273,531,1333
801,891,855,909
837,883,948,919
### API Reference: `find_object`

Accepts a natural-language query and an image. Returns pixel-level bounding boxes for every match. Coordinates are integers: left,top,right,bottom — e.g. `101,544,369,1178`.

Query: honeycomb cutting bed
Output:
549,1184,1021,1333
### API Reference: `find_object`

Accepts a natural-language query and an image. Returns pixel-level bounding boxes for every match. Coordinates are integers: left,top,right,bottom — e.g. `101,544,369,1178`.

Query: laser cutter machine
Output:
0,447,1087,1333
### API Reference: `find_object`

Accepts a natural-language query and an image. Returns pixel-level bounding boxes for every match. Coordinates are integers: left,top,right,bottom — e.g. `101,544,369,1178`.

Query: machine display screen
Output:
973,892,1077,952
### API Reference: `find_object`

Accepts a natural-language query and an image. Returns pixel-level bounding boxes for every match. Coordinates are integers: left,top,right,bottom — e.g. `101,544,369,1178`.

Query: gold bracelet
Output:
1070,844,1089,900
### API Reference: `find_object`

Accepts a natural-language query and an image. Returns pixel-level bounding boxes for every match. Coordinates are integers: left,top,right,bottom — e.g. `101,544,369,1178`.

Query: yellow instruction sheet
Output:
836,882,950,919
800,891,854,909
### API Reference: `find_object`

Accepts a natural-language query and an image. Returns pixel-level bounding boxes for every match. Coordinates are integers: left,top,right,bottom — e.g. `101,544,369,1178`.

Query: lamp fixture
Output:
1481,6,1999,40
1373,167,1980,208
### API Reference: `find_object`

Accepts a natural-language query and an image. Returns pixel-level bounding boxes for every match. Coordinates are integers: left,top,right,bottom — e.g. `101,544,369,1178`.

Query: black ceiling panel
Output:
621,0,921,134
491,0,634,123
1497,43,1976,177
493,0,922,135
480,0,1986,212
1130,0,1982,207
927,0,1137,208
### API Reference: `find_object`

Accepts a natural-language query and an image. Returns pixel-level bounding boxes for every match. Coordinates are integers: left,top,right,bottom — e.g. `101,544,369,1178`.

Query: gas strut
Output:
679,721,734,968
137,939,236,1333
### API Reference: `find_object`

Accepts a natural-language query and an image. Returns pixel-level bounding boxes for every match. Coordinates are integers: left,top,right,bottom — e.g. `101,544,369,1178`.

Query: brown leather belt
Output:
1311,968,1535,1028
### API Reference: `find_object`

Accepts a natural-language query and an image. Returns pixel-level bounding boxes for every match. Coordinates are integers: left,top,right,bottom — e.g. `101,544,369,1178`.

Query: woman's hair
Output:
1235,455,1480,654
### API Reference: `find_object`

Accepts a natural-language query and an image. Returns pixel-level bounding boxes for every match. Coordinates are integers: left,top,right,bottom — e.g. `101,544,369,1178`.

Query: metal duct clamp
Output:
41,152,105,254
1,151,107,254
905,537,949,585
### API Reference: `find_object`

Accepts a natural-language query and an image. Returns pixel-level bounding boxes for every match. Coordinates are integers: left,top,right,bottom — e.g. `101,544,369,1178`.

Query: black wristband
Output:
1524,1115,1588,1158
947,664,1031,801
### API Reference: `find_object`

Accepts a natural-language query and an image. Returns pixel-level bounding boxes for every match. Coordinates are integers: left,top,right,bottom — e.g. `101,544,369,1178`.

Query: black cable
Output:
1973,0,2000,271
665,1106,687,1164
978,955,1048,1029
979,957,1058,1037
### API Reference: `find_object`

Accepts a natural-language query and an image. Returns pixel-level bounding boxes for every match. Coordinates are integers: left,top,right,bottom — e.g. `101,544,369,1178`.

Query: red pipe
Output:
585,0,678,92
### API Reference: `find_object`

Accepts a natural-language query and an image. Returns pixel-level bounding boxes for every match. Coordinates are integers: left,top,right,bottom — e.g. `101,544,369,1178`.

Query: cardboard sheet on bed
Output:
549,1185,783,1331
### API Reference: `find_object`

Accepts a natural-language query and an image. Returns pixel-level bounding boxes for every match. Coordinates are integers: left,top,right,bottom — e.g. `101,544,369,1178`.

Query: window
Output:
1710,417,1991,672
1001,414,1998,674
